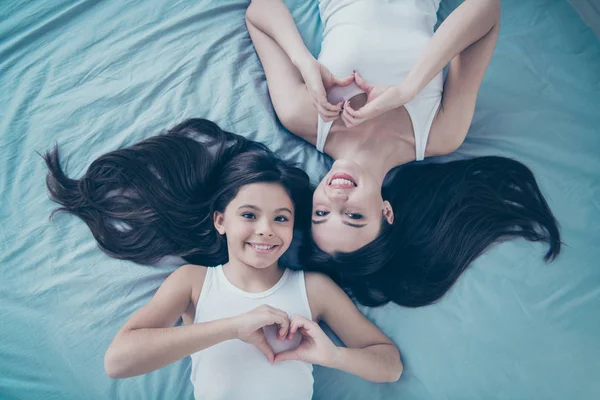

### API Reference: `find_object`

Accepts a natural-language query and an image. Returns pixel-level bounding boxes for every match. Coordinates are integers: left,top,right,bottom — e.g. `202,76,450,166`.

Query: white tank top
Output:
316,0,444,161
190,265,314,400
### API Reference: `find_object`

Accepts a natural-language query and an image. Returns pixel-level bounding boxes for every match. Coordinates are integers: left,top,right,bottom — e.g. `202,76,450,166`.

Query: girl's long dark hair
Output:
44,118,312,266
305,156,561,308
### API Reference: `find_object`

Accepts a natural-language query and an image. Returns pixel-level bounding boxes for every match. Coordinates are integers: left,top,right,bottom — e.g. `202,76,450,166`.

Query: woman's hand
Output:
296,57,354,122
341,72,416,128
273,314,339,367
234,305,290,363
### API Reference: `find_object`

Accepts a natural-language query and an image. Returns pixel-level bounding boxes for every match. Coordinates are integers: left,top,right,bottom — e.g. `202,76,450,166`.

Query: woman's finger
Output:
342,110,357,128
319,96,340,113
345,102,368,120
334,73,355,87
342,108,360,127
317,104,339,122
340,110,352,127
354,71,372,92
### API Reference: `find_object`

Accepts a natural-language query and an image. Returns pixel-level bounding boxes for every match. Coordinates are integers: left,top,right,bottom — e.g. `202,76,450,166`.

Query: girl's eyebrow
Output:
238,204,260,211
238,204,292,214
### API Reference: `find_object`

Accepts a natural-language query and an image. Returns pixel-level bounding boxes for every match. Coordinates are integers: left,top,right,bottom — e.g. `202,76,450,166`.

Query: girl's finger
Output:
255,337,275,364
273,349,300,364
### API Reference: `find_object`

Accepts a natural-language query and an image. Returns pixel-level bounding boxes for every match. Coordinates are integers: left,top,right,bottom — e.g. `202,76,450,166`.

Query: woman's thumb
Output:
335,73,355,87
354,72,372,92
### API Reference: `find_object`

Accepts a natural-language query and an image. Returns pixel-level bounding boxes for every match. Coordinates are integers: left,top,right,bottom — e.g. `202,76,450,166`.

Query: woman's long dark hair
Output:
305,156,561,308
44,118,312,266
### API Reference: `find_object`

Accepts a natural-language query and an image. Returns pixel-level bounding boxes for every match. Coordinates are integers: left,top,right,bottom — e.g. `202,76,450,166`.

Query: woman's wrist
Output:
292,51,316,72
395,82,418,105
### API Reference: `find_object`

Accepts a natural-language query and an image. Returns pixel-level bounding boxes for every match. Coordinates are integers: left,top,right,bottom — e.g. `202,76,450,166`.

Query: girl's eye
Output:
315,210,329,217
241,213,256,219
345,213,363,220
275,216,289,222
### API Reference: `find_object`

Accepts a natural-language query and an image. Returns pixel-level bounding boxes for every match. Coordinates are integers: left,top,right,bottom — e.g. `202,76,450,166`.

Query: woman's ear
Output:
383,201,394,224
213,211,226,235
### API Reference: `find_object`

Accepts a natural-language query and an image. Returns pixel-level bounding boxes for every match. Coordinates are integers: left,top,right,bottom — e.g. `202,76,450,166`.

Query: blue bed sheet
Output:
1,0,599,399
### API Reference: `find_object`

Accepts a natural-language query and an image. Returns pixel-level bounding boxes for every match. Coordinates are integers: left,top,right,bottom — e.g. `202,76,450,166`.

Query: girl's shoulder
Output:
173,265,209,320
175,264,209,293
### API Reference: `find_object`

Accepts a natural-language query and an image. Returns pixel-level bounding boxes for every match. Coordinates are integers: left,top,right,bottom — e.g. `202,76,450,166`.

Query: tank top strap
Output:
316,116,334,153
194,265,217,320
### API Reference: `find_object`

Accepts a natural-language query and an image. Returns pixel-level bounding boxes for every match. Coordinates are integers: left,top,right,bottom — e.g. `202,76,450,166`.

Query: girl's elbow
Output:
386,347,403,382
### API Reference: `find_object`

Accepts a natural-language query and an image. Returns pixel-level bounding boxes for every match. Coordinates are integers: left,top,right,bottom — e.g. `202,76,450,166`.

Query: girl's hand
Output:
341,72,416,128
234,305,290,363
273,314,339,367
297,58,354,122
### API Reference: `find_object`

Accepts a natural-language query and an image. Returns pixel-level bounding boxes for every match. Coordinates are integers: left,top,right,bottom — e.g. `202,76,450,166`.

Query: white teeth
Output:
249,244,275,250
330,178,356,186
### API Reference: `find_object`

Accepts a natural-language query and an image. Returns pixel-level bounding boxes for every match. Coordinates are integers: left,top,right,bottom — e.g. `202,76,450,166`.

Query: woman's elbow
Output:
428,131,466,156
104,349,126,379
389,359,403,382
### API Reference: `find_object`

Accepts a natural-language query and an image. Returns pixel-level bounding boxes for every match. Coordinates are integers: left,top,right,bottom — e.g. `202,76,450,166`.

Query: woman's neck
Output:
325,105,416,179
222,259,284,293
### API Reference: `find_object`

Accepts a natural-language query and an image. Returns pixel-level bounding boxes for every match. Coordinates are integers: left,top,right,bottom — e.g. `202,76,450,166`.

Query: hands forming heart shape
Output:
234,304,339,366
296,57,416,127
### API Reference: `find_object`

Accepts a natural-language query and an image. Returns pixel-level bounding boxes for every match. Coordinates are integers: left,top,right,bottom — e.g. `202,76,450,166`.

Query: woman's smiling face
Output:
311,159,393,254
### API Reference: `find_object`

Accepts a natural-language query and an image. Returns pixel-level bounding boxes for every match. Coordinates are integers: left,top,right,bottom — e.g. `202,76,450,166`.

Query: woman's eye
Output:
315,210,329,217
241,213,256,219
345,213,363,220
275,216,289,222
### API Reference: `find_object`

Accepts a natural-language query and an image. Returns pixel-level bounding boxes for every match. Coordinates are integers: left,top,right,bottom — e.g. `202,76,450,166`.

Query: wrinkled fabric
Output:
0,0,599,399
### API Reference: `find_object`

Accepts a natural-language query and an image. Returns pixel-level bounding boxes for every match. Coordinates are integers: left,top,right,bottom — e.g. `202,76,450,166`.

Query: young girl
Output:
44,119,402,399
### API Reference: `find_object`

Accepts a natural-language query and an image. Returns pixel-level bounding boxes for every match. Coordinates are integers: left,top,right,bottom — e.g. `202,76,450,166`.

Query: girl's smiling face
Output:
214,182,295,270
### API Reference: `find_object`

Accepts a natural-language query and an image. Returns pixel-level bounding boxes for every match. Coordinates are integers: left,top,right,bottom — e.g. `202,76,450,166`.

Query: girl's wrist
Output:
326,346,345,369
224,316,243,341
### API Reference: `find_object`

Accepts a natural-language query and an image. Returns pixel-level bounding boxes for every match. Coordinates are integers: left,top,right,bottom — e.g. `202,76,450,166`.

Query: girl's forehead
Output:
231,183,294,207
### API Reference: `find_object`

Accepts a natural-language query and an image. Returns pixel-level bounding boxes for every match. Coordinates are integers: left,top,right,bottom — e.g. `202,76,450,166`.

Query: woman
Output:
246,0,561,307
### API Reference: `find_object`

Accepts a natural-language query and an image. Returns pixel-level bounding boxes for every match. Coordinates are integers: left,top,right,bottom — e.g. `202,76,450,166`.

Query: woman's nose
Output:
328,190,349,203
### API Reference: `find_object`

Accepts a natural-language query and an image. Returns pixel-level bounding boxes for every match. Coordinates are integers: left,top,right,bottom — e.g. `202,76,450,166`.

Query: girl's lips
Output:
329,172,357,188
246,243,279,254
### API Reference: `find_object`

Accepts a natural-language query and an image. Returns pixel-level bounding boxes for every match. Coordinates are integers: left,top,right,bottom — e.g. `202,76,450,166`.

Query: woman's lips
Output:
329,172,357,188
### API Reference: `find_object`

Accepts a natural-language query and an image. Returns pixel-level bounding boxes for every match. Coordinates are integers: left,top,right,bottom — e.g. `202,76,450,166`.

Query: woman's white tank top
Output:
316,0,444,160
